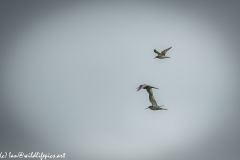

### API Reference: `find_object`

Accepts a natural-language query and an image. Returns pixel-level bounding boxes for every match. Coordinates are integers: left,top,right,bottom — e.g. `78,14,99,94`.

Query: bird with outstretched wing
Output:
154,47,172,59
137,84,167,110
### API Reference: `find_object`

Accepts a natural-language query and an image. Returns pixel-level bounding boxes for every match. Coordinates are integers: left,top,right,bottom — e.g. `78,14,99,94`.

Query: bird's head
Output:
154,49,157,52
146,106,152,109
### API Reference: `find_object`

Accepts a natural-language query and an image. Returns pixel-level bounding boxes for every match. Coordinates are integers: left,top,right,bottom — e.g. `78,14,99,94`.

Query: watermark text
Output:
0,152,65,160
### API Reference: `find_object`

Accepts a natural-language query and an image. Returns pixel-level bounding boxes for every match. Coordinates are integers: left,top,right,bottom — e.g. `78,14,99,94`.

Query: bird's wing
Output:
146,88,158,107
145,85,159,91
136,84,147,91
154,49,161,55
161,47,172,56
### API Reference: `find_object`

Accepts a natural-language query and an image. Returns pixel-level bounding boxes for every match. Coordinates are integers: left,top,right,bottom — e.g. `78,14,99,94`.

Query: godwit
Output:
136,84,167,110
154,47,172,59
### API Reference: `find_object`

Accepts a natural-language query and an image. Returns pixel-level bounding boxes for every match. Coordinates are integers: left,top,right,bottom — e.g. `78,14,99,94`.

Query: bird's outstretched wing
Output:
136,84,147,91
154,49,161,55
147,88,158,107
137,84,158,91
161,47,172,56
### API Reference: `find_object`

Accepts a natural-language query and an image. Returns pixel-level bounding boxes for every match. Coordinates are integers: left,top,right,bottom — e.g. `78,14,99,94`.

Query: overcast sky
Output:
0,1,240,160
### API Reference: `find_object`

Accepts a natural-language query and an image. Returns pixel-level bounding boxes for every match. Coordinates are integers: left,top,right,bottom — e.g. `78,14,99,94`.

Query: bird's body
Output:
148,105,167,110
154,47,172,59
136,84,167,110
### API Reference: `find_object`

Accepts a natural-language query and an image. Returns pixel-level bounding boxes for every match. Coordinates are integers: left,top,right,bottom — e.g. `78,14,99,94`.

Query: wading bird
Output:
154,47,172,59
136,84,167,110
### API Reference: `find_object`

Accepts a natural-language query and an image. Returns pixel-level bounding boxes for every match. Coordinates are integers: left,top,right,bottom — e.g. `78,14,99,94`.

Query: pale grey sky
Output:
0,1,240,160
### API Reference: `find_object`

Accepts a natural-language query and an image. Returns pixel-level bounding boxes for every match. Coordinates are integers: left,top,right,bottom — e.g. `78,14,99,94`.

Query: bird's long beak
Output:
145,108,148,109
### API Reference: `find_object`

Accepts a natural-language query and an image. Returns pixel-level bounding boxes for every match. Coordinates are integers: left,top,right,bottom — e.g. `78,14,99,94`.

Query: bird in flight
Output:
154,47,172,59
136,84,167,110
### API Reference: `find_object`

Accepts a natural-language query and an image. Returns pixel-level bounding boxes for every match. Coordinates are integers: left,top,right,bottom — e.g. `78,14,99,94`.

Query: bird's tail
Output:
159,105,167,110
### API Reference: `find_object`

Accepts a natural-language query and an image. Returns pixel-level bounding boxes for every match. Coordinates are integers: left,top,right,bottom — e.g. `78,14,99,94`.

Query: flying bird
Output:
136,84,167,110
154,47,172,59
